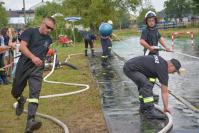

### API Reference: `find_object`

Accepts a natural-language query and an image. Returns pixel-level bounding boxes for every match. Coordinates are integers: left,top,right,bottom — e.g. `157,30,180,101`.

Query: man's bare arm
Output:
161,84,170,113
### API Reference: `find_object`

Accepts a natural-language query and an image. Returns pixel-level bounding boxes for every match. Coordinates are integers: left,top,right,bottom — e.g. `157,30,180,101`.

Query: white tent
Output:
8,17,25,24
64,17,81,44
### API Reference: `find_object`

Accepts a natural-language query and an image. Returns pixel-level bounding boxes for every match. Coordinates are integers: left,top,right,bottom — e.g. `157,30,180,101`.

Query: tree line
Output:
0,0,199,30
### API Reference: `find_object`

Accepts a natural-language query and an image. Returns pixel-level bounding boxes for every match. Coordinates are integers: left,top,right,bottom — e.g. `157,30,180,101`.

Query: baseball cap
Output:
170,59,181,74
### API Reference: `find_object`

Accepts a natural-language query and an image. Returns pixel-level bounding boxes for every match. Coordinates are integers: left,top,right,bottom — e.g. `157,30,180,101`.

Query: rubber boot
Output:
101,57,109,67
143,105,166,120
85,50,88,56
25,103,42,133
16,96,26,116
139,99,145,113
25,117,42,133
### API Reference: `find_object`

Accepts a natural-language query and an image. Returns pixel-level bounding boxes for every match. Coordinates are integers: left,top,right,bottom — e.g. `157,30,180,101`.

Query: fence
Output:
138,18,199,31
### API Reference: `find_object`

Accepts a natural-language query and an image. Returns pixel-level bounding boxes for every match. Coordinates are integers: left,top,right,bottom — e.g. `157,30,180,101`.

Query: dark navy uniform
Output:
100,36,112,66
82,31,96,56
141,28,161,55
11,28,52,119
123,55,168,109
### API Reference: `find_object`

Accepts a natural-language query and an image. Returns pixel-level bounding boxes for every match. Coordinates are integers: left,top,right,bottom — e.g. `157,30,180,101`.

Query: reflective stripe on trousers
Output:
143,96,154,103
27,98,39,103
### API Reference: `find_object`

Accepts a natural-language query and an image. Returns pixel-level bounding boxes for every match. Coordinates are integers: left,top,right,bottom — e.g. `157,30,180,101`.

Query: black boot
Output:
101,57,109,67
25,118,42,133
16,96,26,116
139,101,145,113
25,103,41,132
85,50,88,56
139,94,145,113
143,106,166,120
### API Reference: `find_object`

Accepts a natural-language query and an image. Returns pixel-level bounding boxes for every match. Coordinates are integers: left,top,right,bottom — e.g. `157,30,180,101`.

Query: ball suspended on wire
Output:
99,23,113,37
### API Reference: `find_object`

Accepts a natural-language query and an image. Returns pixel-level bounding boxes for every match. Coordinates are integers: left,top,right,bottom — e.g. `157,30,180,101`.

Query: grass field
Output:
114,27,199,39
0,43,107,133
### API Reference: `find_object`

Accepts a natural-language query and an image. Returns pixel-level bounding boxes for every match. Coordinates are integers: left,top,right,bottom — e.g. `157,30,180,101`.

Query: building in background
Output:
7,0,48,28
8,9,34,28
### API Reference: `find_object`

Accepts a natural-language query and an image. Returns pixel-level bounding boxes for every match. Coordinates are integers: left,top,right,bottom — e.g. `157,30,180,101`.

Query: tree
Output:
137,6,156,25
164,0,192,21
27,2,63,27
192,0,199,14
0,5,8,29
62,0,141,31
30,0,142,39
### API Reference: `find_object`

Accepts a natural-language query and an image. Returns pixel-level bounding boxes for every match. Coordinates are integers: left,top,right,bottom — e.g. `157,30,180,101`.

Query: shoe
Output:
16,97,26,116
143,107,166,120
25,119,42,133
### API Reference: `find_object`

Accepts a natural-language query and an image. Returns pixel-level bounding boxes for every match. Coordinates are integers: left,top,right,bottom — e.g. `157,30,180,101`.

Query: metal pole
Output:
23,0,26,24
72,22,75,44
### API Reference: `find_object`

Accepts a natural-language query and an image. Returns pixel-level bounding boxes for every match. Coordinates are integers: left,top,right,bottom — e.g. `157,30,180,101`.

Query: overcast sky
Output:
2,0,166,11
151,0,166,11
2,0,53,10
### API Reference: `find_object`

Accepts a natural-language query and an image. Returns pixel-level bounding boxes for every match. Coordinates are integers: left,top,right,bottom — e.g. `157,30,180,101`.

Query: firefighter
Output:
11,17,55,133
123,55,181,119
100,21,113,67
140,11,171,55
82,29,96,57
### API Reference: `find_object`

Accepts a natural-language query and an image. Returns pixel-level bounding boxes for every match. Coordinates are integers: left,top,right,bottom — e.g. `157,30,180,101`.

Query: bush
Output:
51,28,83,42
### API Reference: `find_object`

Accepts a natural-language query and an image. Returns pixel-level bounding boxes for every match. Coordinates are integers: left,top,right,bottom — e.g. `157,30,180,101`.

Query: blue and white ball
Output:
99,23,113,37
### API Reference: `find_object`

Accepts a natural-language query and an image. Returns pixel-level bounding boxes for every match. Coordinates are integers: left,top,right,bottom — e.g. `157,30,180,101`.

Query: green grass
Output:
0,43,107,133
159,28,199,38
114,27,199,39
113,28,140,38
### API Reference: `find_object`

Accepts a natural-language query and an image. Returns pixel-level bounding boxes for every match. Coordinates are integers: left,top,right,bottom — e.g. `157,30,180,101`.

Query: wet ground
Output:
89,53,169,133
89,36,199,133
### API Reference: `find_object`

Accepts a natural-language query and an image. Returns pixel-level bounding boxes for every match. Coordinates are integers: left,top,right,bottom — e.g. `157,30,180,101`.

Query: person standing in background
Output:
1,28,13,83
82,29,96,57
0,33,5,84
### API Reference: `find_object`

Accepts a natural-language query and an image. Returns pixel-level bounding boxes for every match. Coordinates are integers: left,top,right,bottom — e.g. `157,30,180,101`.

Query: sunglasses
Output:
45,23,54,31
